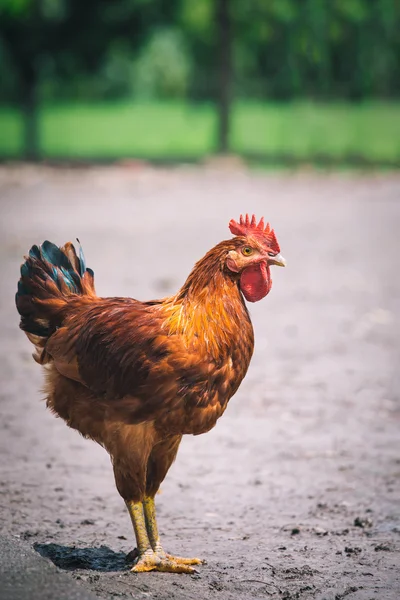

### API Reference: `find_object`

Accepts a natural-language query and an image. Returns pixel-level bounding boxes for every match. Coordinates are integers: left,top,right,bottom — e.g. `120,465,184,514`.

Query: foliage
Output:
133,28,192,99
231,0,400,100
0,0,399,103
0,0,399,161
0,0,180,101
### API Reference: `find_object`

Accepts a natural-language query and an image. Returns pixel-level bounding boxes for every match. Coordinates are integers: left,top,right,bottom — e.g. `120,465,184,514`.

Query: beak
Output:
269,253,286,267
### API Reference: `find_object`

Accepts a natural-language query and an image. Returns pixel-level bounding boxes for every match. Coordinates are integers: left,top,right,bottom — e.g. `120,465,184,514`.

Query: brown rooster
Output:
16,214,285,573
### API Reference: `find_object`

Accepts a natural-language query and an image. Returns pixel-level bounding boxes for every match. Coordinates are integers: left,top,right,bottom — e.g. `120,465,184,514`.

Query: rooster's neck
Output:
163,241,253,358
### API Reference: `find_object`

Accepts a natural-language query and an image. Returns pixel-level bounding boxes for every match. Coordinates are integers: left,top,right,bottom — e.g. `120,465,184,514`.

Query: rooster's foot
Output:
131,549,198,574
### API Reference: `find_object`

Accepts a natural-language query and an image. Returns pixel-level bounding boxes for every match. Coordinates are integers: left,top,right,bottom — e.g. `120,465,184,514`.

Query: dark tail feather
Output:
16,240,95,345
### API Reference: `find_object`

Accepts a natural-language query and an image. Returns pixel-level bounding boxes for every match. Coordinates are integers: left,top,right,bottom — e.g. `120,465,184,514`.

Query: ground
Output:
0,164,399,600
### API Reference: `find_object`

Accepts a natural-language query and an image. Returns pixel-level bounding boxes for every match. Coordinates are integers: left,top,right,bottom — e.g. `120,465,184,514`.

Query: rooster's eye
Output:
242,246,253,256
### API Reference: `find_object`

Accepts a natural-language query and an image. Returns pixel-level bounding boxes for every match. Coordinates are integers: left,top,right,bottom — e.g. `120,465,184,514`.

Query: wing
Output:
45,297,215,423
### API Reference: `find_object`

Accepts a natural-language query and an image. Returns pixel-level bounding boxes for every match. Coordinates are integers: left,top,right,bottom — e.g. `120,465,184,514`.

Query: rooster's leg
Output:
125,500,196,573
143,496,203,566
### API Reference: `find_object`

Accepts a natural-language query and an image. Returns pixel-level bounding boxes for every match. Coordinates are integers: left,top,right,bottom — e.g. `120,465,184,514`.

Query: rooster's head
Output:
226,214,285,303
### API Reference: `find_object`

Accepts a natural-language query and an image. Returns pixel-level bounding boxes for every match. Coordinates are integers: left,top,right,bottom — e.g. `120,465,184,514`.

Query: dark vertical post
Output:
22,73,40,161
22,0,40,161
215,0,232,154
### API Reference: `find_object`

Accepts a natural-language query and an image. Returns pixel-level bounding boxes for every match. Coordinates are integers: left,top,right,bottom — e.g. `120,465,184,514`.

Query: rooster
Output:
16,214,285,573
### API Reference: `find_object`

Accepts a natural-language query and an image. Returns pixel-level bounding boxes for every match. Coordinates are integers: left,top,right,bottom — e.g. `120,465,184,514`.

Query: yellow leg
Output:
143,496,203,567
126,500,197,573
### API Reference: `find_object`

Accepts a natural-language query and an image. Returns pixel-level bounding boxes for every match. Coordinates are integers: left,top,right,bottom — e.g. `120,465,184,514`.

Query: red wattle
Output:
240,261,271,302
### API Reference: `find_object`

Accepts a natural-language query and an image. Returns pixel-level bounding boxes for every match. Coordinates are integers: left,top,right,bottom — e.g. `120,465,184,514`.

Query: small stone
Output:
354,517,373,528
80,519,95,525
374,543,393,552
345,546,362,555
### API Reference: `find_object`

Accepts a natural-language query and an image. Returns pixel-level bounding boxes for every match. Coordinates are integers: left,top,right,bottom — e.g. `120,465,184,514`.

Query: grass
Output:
0,100,399,164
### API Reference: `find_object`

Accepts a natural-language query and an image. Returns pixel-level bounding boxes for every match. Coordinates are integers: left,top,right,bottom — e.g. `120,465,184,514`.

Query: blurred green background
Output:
1,0,399,166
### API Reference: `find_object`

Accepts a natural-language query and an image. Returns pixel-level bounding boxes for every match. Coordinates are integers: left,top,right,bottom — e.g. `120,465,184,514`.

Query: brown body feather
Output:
19,238,254,503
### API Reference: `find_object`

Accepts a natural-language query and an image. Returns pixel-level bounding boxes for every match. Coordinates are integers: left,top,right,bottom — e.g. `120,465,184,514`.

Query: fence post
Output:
216,0,232,154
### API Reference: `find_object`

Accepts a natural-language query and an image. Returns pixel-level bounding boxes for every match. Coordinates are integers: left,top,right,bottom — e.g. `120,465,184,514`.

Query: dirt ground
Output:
0,164,399,600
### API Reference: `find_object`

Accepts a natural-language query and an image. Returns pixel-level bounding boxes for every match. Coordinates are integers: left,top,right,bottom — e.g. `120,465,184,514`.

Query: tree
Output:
0,0,179,159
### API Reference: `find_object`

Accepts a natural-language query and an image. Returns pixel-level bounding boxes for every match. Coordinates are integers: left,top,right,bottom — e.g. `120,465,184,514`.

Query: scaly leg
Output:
125,500,196,573
143,496,203,567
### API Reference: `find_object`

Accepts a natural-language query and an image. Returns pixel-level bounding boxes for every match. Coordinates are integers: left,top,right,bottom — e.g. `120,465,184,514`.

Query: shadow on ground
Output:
34,543,131,572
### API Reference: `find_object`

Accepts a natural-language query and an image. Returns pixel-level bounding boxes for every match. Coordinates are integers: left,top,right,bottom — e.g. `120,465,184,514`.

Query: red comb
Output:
229,214,280,252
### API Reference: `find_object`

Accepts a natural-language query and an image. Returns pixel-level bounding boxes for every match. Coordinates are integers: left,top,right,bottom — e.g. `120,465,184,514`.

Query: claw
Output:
164,553,204,566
